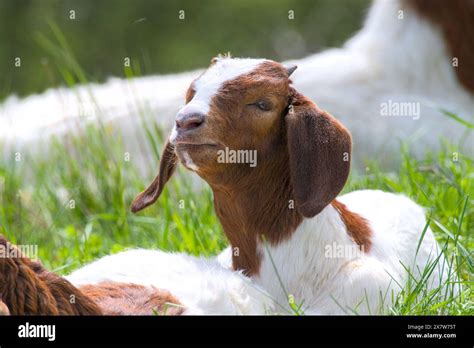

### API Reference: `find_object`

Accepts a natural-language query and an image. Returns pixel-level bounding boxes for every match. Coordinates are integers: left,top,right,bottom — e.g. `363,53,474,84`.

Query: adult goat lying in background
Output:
1,0,472,170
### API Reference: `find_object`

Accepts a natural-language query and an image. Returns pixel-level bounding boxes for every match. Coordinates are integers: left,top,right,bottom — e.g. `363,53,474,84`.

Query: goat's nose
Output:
175,112,205,131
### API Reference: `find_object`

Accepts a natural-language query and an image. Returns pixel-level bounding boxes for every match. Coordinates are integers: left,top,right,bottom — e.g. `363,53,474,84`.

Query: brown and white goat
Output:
124,57,455,314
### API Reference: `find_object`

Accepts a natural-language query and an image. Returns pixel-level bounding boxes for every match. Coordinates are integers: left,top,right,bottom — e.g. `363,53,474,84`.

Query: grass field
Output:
0,113,472,315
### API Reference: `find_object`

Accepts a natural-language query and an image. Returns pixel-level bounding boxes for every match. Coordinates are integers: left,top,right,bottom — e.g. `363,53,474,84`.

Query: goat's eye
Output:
253,100,271,111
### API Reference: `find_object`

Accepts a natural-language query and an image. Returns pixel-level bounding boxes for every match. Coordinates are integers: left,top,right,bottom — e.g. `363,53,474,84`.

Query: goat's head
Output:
131,56,351,218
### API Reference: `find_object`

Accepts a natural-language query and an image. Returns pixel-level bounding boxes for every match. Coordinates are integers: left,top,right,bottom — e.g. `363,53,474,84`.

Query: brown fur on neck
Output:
405,0,474,94
212,138,303,277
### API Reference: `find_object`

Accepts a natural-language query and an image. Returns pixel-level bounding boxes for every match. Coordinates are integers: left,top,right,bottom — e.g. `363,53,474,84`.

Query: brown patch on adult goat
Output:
0,235,184,315
0,235,102,315
79,282,184,315
405,0,474,93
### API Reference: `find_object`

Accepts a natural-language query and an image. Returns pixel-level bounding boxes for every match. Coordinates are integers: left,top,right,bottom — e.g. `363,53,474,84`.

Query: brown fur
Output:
131,139,178,213
0,235,102,315
79,282,184,315
332,200,372,251
286,88,352,217
185,82,196,103
405,0,474,93
0,235,184,315
131,59,369,277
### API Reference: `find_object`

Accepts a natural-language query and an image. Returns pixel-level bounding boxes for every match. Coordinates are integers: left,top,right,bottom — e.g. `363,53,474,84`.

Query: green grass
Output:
0,123,227,272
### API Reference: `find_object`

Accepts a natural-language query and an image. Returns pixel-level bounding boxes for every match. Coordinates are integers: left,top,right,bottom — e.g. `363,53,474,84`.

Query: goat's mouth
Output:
175,142,219,149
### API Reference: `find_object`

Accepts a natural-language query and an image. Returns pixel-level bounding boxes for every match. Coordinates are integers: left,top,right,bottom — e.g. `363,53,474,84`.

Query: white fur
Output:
254,190,457,314
67,249,274,315
3,0,471,170
183,57,267,115
181,150,199,171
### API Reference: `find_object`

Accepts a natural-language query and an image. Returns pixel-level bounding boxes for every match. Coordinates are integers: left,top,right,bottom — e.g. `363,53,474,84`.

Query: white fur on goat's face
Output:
189,58,268,113
170,57,268,144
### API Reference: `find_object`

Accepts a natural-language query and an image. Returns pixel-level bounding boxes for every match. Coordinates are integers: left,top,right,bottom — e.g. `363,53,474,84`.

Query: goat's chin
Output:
175,145,219,173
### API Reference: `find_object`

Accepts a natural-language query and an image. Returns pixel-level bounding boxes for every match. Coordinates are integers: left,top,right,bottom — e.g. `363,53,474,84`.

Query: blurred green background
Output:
0,0,369,101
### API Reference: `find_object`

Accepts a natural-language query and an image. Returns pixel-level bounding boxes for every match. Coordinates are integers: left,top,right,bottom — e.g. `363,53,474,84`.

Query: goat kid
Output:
127,57,457,314
70,57,457,315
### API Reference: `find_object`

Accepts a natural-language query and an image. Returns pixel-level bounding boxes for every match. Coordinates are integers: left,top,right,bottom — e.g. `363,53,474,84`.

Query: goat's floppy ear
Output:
286,89,352,217
130,140,178,213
